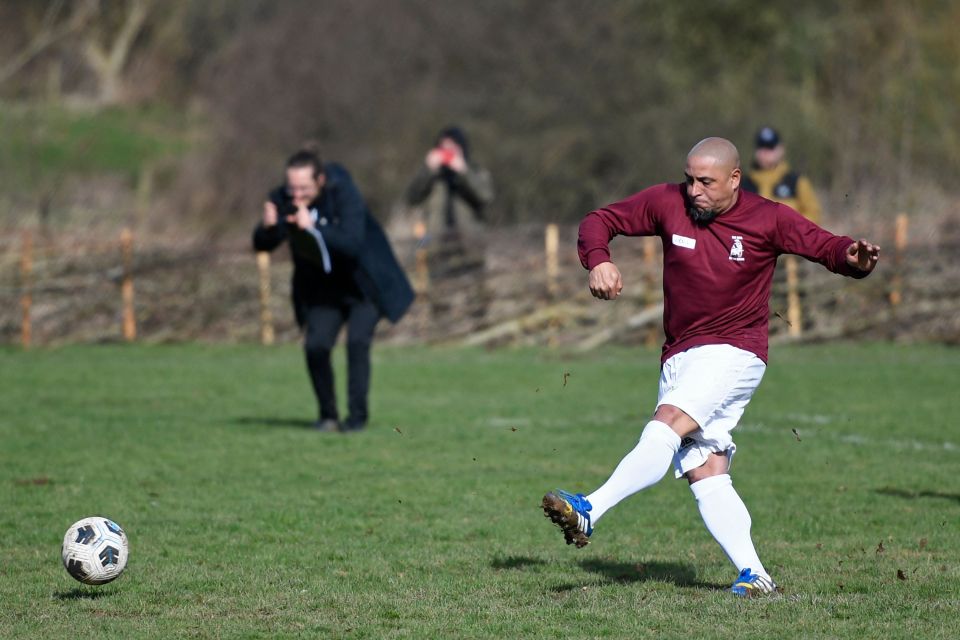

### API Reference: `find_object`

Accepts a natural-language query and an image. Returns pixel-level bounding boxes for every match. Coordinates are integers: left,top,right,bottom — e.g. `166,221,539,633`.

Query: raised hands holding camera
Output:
425,140,466,174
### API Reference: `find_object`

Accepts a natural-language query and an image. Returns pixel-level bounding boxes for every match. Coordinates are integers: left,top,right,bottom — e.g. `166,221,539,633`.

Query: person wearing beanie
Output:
742,126,822,224
406,126,494,320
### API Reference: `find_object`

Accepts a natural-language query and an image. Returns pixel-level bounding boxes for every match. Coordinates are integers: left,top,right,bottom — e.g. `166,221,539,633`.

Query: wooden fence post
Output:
20,230,33,349
256,251,275,345
785,255,802,337
889,213,908,306
642,237,658,347
120,228,137,341
413,221,430,295
545,223,559,298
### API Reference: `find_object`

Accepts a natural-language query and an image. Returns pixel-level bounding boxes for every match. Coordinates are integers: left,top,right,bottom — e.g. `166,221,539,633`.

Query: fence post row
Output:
256,251,275,346
20,230,33,349
6,212,918,348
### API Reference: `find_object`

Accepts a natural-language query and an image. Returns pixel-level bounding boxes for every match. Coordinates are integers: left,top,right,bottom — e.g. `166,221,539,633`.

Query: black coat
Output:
252,163,414,324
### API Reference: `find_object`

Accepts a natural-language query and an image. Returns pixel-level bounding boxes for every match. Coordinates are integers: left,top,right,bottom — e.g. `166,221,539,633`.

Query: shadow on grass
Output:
52,587,114,600
875,487,960,504
548,559,726,592
490,555,548,570
232,416,315,429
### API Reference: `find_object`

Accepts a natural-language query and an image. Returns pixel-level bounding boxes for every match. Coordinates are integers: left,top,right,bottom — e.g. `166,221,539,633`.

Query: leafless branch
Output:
0,0,98,86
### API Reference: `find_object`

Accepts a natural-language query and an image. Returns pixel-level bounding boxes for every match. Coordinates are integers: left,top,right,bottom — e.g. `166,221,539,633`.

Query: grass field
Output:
1,342,958,638
0,103,190,194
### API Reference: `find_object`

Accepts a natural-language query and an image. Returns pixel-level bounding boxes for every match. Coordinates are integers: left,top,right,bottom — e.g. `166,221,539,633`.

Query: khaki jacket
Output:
406,164,494,238
744,162,822,224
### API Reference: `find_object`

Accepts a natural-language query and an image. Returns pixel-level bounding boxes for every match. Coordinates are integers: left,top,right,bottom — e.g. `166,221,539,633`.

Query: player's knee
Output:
346,338,370,352
304,335,333,358
685,453,729,484
654,404,699,436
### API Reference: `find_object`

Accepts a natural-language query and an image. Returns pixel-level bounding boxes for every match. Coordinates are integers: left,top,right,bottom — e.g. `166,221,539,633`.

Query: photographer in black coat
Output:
253,149,413,432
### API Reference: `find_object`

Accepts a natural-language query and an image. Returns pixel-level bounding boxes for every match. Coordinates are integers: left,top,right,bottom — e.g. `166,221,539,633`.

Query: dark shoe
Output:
313,419,340,433
340,419,366,432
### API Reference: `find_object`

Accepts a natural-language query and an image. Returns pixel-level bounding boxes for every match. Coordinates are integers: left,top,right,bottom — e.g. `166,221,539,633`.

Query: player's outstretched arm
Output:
589,261,623,300
845,239,881,274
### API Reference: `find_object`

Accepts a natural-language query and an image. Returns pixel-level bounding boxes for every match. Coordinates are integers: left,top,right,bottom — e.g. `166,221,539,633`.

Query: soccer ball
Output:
61,516,129,585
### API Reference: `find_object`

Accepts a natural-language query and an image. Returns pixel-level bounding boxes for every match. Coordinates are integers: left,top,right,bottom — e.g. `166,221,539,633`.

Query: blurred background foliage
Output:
1,0,957,231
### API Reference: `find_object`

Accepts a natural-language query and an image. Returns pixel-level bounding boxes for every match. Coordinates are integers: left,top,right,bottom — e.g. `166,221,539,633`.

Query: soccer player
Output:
541,137,880,597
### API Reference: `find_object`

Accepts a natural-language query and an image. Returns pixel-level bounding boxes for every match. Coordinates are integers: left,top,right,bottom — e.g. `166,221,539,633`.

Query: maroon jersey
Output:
578,183,868,364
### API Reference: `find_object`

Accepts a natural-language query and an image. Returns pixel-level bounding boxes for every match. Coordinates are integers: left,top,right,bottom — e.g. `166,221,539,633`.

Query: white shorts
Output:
657,344,766,478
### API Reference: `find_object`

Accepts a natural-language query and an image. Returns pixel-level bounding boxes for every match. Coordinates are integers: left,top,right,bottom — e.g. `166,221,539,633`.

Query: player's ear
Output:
315,173,326,189
730,167,741,190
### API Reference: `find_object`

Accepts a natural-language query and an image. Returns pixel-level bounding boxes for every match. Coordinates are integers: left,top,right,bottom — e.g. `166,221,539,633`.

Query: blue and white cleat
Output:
730,568,778,597
542,490,593,548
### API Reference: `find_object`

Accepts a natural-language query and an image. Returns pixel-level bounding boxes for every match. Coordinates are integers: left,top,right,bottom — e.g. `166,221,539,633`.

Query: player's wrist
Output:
585,252,612,271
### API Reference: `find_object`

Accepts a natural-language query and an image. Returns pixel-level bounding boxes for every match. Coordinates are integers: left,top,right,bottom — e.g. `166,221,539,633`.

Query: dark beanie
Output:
436,125,471,160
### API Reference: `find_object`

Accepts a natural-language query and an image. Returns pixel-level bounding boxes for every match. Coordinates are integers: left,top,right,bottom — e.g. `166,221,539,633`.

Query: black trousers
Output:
302,298,380,425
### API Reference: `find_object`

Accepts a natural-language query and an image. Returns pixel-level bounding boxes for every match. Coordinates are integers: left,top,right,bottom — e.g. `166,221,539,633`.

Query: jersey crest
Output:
729,236,745,262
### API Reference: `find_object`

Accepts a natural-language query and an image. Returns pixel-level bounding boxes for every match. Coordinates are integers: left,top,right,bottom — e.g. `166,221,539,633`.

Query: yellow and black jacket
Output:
742,162,822,224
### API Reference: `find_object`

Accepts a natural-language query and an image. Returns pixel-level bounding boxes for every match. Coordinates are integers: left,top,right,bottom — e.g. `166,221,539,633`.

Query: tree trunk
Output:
82,0,150,105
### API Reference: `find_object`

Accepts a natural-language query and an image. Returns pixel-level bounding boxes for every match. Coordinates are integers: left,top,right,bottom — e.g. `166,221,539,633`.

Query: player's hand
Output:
263,201,278,227
285,204,313,230
588,261,623,300
845,239,880,273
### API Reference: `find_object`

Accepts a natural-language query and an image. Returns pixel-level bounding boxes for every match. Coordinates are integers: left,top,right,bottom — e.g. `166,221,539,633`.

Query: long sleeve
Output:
449,166,494,214
406,166,438,206
773,204,867,278
252,222,288,252
253,187,292,252
577,185,664,270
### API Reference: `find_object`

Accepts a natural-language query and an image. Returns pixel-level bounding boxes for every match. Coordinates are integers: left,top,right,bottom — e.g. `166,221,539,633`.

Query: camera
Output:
437,148,456,166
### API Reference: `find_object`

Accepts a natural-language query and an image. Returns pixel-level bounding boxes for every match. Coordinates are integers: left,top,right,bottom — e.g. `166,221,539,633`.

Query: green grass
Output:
0,103,190,190
0,343,958,638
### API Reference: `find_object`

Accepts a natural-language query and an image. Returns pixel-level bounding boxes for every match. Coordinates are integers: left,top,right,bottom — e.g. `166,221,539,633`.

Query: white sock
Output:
586,420,681,524
690,474,768,578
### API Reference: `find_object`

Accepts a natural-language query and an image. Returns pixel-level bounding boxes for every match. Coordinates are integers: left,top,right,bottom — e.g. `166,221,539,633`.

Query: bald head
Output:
684,137,742,223
687,137,741,172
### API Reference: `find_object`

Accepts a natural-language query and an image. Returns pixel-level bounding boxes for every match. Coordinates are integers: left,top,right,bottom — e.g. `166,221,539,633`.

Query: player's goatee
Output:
687,206,719,224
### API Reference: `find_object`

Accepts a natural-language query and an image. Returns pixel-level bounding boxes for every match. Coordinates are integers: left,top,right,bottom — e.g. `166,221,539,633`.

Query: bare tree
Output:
80,0,151,105
0,0,97,87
